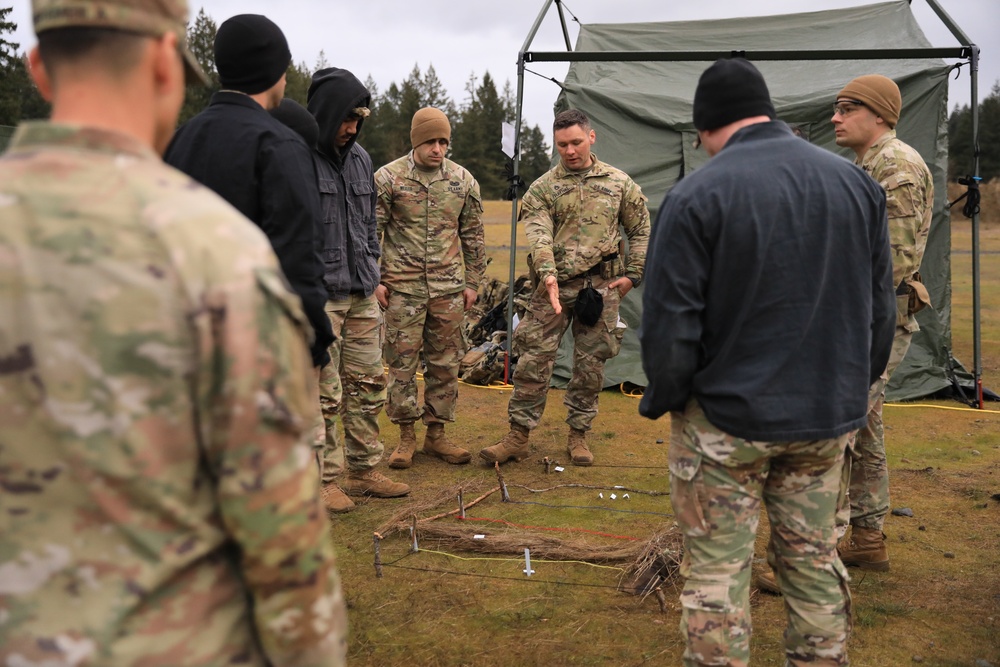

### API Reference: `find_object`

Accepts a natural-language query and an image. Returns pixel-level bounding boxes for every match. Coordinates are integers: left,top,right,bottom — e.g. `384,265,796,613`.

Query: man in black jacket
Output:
307,68,409,508
638,59,896,666
164,14,333,368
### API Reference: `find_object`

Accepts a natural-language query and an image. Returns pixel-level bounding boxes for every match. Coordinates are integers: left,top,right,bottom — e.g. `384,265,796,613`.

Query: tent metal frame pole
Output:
506,0,557,383
514,0,983,405
555,0,573,51
969,44,983,407
923,0,982,407
524,47,970,62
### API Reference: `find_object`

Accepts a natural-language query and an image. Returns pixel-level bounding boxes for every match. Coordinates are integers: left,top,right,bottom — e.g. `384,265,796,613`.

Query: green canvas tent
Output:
508,0,985,403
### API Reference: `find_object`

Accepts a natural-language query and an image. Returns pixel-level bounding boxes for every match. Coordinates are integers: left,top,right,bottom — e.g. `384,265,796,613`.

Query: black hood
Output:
307,67,371,165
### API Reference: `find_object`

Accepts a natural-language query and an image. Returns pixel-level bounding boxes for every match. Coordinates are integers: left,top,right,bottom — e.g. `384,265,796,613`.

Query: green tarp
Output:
545,0,970,401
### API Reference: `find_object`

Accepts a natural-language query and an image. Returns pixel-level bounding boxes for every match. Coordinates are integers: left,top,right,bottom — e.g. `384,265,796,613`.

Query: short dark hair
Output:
553,109,590,132
38,27,148,79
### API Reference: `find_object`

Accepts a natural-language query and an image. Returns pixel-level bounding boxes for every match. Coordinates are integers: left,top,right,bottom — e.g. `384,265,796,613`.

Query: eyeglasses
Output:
833,99,867,116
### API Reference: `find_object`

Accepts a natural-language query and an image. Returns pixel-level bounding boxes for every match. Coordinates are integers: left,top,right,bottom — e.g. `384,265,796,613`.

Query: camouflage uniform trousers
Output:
836,327,913,532
384,290,465,424
508,274,624,432
670,400,852,667
318,294,387,482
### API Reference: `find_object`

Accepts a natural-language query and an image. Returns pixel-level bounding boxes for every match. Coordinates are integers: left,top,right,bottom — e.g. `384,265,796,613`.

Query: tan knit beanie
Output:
410,107,451,149
837,74,901,128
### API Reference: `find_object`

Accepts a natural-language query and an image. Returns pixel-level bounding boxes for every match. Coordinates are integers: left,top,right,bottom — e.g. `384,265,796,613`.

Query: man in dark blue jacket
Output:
307,68,409,508
164,14,334,368
639,58,895,666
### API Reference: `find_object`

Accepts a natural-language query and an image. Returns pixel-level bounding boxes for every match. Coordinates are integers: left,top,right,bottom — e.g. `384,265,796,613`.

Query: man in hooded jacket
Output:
307,68,409,509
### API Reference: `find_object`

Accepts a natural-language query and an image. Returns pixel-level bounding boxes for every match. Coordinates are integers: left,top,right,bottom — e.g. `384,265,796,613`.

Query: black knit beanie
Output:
214,14,291,95
270,98,319,148
693,58,775,131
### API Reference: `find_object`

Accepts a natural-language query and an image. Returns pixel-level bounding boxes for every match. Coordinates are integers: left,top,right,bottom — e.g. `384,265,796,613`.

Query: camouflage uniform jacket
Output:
520,154,650,285
857,130,933,331
0,123,346,667
375,153,486,298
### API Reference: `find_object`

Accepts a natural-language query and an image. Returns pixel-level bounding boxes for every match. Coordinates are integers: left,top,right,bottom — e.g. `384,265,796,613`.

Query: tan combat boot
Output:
754,569,782,595
423,423,472,464
320,482,356,514
479,425,530,464
838,526,889,571
341,469,410,498
388,422,417,469
567,428,593,466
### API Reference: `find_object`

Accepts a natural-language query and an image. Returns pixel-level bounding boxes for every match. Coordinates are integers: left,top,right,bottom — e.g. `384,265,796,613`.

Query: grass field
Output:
330,184,1000,667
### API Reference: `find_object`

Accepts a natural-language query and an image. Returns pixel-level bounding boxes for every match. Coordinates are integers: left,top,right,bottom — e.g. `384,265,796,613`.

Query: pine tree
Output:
284,60,312,106
948,80,999,182
178,9,218,124
0,8,49,129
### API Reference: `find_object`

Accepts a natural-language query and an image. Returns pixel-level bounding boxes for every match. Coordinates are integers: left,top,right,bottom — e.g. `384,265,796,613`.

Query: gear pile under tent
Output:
502,0,987,406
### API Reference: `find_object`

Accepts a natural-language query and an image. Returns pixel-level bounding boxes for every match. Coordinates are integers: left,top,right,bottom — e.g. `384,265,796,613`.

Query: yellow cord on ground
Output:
885,402,1000,414
391,367,998,411
416,548,625,572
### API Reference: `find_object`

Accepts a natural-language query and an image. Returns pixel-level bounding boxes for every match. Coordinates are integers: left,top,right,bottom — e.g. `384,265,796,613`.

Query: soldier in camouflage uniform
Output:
832,74,934,571
375,107,486,469
639,59,896,666
0,2,346,665
479,109,650,466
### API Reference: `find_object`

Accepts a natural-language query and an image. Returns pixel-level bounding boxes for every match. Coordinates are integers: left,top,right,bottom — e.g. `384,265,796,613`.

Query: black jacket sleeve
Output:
869,194,896,386
258,138,335,367
638,193,707,420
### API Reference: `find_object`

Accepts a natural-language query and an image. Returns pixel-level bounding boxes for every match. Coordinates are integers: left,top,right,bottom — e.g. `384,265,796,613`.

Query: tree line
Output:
4,6,997,186
947,81,999,183
180,9,551,200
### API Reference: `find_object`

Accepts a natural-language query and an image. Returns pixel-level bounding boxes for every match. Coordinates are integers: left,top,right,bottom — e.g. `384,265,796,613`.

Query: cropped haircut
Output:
38,27,149,80
553,109,591,133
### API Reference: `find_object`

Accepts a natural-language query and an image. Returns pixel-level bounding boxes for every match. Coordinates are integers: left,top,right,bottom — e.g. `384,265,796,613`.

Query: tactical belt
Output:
570,253,619,281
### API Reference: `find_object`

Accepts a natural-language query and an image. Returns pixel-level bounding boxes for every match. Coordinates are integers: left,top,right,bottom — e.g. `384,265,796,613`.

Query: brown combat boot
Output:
388,422,417,469
754,569,782,595
479,424,530,464
423,423,472,464
838,526,889,571
567,427,593,466
320,482,356,514
341,469,410,498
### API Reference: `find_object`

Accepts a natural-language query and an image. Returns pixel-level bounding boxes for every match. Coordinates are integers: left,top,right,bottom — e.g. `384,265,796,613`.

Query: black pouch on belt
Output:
575,275,604,327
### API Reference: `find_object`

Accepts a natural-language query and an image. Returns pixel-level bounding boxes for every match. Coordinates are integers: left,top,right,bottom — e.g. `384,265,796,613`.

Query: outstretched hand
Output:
544,275,562,314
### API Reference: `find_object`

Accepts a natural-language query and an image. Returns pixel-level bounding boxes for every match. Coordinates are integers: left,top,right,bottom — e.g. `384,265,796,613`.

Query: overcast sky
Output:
7,0,997,133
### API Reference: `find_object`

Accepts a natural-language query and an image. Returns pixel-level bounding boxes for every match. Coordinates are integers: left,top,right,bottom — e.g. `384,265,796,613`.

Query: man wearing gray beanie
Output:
832,74,934,573
165,14,334,370
639,58,896,666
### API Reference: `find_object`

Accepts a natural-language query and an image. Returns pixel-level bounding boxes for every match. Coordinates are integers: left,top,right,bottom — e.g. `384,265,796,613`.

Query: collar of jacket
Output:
858,128,897,168
552,153,610,180
8,121,158,161
405,151,454,182
209,90,267,113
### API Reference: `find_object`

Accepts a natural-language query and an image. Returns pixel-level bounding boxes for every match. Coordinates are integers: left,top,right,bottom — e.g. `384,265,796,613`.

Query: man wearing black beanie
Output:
165,14,334,369
639,58,896,666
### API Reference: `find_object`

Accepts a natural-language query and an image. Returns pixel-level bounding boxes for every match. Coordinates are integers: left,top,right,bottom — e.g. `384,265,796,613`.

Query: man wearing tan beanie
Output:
375,107,486,470
832,74,934,572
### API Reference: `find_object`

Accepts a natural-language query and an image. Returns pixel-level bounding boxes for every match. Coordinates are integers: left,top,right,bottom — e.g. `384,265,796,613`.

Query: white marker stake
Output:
523,548,535,577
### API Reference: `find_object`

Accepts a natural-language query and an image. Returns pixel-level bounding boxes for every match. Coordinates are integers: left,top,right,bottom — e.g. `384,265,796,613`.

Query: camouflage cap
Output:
32,0,209,85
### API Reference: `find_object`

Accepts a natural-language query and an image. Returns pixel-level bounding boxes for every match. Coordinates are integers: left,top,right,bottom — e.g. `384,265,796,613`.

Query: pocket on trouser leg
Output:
783,561,851,667
679,583,745,667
